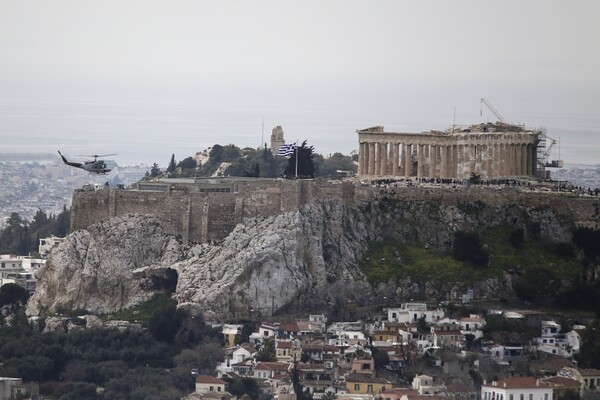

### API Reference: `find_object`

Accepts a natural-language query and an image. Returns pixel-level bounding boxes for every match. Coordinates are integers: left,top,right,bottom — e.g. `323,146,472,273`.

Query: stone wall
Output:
70,179,600,243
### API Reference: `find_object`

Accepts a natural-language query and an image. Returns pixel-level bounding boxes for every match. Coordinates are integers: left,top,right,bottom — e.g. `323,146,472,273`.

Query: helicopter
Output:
58,151,116,174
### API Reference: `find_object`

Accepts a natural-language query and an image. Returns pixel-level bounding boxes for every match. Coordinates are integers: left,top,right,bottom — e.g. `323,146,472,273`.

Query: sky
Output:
1,0,599,165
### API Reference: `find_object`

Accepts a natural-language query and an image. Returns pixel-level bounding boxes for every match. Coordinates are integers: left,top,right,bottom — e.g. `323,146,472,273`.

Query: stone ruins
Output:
357,123,540,179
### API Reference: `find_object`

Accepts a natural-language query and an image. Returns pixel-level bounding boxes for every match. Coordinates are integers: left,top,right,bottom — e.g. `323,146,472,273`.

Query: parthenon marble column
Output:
368,143,376,176
400,143,406,176
417,144,424,178
440,145,448,178
391,143,399,176
404,144,412,177
430,145,437,178
358,142,365,175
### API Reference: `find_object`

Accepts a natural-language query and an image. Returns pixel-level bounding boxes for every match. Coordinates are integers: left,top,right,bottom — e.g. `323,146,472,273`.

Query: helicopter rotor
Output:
77,153,118,160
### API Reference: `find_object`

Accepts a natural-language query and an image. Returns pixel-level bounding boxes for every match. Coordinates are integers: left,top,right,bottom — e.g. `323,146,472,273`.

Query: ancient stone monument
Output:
357,123,540,179
270,125,285,153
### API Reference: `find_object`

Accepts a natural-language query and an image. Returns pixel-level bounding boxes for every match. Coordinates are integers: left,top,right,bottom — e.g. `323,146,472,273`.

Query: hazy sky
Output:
1,1,599,164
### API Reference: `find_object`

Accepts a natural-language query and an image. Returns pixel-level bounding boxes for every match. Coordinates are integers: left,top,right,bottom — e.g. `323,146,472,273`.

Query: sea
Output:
0,96,598,167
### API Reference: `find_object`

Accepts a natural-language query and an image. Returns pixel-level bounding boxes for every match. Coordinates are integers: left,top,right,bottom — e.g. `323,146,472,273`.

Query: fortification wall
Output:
70,179,599,243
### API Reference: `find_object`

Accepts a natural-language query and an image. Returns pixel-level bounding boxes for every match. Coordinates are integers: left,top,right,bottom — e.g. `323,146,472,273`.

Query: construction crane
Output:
480,97,505,123
538,131,564,169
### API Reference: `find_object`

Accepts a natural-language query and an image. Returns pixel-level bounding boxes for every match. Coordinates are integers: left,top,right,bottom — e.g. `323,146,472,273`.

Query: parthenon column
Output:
404,144,412,177
520,144,528,176
374,144,380,176
368,143,376,176
399,143,405,176
430,145,437,178
358,142,365,175
379,142,388,176
526,144,533,176
440,145,448,178
417,144,424,178
392,143,399,176
449,145,457,178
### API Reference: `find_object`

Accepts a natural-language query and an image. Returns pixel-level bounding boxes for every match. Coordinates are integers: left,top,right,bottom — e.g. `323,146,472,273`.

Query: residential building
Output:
195,375,228,395
345,373,391,396
412,375,444,395
387,303,444,324
222,324,241,348
557,367,600,394
481,377,553,400
0,377,39,400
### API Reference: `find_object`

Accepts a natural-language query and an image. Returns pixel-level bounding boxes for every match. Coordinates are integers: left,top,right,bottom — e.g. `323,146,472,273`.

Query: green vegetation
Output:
0,208,70,256
359,224,591,307
283,141,316,178
107,293,175,327
144,143,356,180
0,294,224,399
359,240,494,287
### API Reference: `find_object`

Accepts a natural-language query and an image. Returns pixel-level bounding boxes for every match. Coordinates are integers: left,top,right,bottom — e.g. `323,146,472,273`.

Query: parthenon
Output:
357,123,541,179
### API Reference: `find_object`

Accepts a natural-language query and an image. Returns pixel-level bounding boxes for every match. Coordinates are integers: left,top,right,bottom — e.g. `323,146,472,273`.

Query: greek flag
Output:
277,143,296,157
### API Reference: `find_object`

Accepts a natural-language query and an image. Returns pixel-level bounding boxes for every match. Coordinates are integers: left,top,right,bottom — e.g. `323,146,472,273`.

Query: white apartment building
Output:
387,303,444,324
0,255,44,291
482,377,553,400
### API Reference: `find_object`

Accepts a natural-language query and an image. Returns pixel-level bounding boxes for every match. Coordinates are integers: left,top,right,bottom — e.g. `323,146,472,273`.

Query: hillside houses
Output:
186,303,598,400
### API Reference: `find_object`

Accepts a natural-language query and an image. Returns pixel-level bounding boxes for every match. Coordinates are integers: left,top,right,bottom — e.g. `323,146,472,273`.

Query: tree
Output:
255,339,276,361
576,319,600,369
0,213,27,254
0,283,29,306
452,231,489,267
317,153,357,177
284,141,316,178
57,382,99,400
177,156,197,171
150,163,161,178
225,377,260,400
149,302,185,343
373,349,390,369
514,266,560,303
167,154,176,174
174,342,224,375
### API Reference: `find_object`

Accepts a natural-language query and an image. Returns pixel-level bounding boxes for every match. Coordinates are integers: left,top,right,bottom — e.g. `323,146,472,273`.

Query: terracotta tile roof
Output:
276,341,294,349
381,387,417,396
579,368,600,376
281,322,300,332
542,377,581,388
254,362,291,371
196,375,227,384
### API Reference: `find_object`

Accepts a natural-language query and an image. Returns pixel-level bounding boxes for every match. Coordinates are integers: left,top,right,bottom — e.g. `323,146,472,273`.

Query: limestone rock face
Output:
174,199,375,320
26,197,576,320
26,214,181,316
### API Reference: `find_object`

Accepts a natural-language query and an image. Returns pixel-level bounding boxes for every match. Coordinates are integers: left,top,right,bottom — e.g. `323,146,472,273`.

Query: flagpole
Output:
295,139,298,178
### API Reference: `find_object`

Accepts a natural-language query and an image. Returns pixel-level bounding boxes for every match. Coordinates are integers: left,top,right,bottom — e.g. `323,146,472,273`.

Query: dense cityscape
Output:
0,157,148,228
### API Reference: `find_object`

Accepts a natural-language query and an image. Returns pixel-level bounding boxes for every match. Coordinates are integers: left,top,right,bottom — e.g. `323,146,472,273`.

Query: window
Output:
354,384,360,391
520,394,524,400
218,387,222,392
544,394,549,400
367,385,373,393
210,386,214,392
509,394,513,400
529,395,533,400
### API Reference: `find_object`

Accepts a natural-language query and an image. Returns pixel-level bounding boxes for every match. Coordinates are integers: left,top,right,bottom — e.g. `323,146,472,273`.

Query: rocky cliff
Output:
26,196,576,319
27,215,181,315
